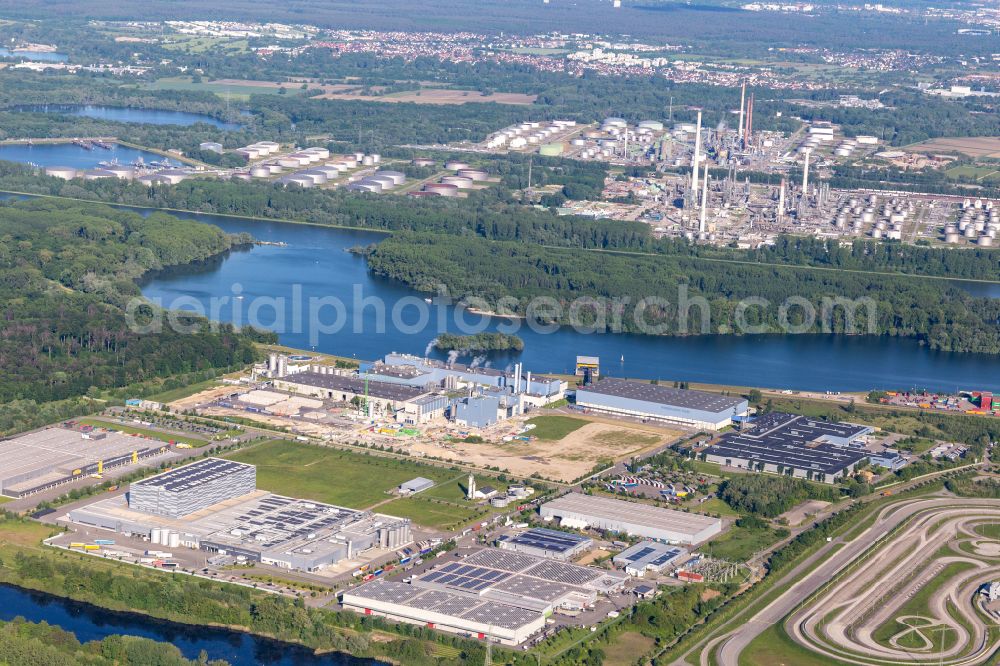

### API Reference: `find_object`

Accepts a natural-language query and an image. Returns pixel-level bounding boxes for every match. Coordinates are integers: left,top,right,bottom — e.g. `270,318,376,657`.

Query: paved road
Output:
710,496,986,666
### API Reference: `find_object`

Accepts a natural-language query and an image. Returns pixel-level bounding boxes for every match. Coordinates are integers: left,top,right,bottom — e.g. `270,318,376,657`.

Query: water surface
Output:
0,143,179,169
0,584,382,666
139,211,1000,393
16,104,241,129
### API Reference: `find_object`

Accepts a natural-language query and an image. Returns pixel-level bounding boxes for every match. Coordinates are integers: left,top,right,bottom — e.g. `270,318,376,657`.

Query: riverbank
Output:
0,515,443,665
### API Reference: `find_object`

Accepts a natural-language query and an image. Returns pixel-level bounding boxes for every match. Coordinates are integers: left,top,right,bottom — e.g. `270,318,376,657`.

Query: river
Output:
137,211,1000,393
0,584,382,665
14,104,242,129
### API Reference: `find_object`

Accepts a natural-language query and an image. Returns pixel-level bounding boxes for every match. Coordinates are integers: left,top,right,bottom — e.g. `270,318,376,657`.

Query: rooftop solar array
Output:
218,494,361,549
578,378,745,413
503,528,592,554
347,580,542,630
704,413,870,475
613,541,687,571
132,458,253,493
414,547,627,609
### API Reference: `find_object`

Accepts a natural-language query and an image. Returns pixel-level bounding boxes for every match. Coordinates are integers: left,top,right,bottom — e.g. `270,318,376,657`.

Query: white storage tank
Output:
150,528,162,544
168,532,180,548
444,161,470,171
250,166,272,178
361,155,375,166
457,168,488,181
44,166,77,180
375,170,406,185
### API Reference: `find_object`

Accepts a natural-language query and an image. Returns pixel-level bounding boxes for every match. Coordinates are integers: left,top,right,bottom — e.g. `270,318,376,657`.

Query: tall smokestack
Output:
778,178,786,221
691,109,703,201
737,81,746,146
699,161,710,233
745,94,754,146
802,150,811,196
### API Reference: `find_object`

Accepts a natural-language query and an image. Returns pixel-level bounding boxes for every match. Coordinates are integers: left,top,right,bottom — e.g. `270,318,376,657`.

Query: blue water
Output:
0,143,180,169
137,211,1000,393
0,584,381,665
0,48,67,62
16,104,241,129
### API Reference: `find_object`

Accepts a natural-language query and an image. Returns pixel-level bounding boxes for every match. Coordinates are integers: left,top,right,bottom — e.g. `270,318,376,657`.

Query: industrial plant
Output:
66,458,412,572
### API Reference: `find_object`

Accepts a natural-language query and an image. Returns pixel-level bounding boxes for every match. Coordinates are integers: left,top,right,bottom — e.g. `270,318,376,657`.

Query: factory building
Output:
272,372,433,418
497,528,593,561
700,412,871,483
612,541,687,577
398,394,449,425
452,390,523,428
67,458,411,572
0,427,170,498
411,547,626,615
539,492,722,544
398,477,435,496
342,544,630,645
129,458,256,518
341,580,545,645
575,378,747,430
367,353,566,405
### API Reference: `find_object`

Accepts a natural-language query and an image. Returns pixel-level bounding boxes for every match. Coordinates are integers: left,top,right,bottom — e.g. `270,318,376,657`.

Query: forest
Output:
0,618,228,666
0,198,266,406
718,475,840,517
434,332,524,352
3,165,999,283
362,232,1000,354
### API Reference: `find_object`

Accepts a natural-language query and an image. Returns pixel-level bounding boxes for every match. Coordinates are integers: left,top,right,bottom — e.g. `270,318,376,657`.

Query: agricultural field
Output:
945,164,1000,183
146,76,307,101
906,136,1000,159
312,88,537,105
224,440,458,509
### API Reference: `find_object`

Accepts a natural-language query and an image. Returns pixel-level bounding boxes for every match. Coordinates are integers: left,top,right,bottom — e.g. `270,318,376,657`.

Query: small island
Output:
434,332,524,353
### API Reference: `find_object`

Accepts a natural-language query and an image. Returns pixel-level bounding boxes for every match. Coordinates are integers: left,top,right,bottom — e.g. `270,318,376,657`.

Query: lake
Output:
0,143,181,169
138,211,1000,393
0,583,382,666
15,104,241,129
0,48,68,62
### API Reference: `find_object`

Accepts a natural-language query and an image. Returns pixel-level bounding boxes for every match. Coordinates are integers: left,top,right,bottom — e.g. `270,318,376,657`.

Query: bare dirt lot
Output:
778,499,831,526
169,385,240,411
410,421,681,482
905,136,1000,159
313,88,537,105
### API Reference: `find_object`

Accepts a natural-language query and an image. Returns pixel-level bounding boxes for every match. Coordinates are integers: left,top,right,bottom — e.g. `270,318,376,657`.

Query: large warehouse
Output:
575,378,748,430
342,580,546,645
342,546,626,644
129,458,257,518
0,427,172,498
539,492,722,544
68,458,411,571
700,412,872,483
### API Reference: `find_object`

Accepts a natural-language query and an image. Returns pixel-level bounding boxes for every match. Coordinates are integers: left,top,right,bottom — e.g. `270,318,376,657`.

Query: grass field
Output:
870,561,974,649
526,415,588,441
603,631,655,666
740,623,846,666
974,523,1000,539
376,496,482,530
696,497,742,518
77,418,206,447
147,76,303,101
702,524,786,562
149,378,222,403
224,440,457,509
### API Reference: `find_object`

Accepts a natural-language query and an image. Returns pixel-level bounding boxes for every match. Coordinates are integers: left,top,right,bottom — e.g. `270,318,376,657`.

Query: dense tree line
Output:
0,617,228,666
364,232,1000,353
5,165,1000,281
434,332,524,352
0,198,265,404
718,475,840,517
